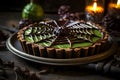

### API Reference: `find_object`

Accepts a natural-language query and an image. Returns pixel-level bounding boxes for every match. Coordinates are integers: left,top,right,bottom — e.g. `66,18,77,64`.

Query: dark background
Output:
0,0,85,12
0,0,110,13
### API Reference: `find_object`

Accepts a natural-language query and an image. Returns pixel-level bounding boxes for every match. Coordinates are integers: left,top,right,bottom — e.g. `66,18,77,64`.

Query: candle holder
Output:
85,0,105,23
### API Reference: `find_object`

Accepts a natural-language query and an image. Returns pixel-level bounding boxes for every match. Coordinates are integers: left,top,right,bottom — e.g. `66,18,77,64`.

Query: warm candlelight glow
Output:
117,0,120,8
85,0,104,23
86,2,104,13
109,0,120,9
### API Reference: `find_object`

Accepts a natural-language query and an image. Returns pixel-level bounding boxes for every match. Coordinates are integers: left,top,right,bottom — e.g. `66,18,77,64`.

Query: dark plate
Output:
6,33,118,66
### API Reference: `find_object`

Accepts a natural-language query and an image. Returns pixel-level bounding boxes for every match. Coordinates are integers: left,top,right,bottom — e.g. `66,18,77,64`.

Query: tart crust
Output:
17,21,110,59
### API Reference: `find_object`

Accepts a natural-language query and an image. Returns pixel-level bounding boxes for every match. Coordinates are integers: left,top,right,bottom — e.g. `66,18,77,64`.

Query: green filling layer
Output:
25,36,34,42
72,42,92,48
53,44,70,48
93,29,102,37
52,36,100,48
24,27,32,35
38,42,51,46
24,36,100,49
24,23,103,49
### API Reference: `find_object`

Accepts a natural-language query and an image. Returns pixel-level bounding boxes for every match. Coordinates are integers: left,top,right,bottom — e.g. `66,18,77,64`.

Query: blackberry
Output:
58,5,70,18
58,5,84,21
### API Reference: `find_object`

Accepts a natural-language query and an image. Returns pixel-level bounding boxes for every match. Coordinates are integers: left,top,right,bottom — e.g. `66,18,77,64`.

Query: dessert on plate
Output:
17,5,110,59
17,19,110,59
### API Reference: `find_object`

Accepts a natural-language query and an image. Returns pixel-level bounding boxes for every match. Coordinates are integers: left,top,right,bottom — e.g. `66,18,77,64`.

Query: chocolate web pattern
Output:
24,20,101,48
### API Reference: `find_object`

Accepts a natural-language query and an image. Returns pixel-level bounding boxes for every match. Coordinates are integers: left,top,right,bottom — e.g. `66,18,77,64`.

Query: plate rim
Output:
6,33,118,66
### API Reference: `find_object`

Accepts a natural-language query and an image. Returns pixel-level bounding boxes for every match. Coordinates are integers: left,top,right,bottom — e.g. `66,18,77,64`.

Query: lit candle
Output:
85,0,104,23
86,2,104,13
117,0,120,8
109,0,120,9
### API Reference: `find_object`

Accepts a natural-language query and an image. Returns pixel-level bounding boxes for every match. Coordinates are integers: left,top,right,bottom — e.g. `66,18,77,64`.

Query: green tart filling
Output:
24,21,103,49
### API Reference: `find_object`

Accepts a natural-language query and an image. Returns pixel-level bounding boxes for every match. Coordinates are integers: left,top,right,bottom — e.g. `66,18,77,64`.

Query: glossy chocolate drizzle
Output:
24,20,102,48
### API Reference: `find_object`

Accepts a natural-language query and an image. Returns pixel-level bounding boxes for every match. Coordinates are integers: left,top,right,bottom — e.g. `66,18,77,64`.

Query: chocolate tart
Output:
17,20,109,59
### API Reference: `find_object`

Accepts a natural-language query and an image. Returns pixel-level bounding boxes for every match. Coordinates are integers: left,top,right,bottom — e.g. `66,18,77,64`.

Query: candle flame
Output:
117,0,120,5
116,0,120,8
93,2,97,11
